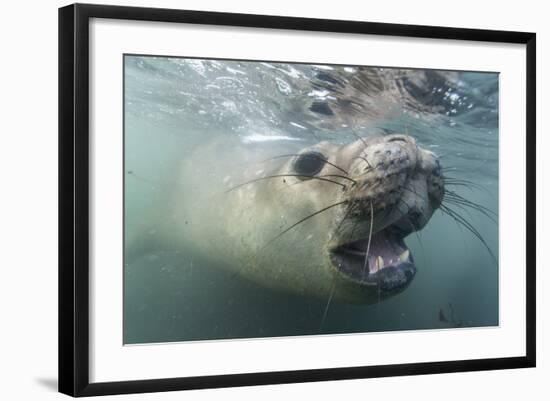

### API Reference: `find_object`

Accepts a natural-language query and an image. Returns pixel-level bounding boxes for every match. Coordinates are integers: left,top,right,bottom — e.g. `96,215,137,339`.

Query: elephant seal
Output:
153,132,444,304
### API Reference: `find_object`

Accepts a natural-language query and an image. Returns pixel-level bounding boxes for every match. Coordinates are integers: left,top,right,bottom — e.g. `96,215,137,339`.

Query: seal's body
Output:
158,133,443,304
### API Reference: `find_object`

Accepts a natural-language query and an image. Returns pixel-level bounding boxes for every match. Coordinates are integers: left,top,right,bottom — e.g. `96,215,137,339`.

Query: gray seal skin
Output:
163,133,444,304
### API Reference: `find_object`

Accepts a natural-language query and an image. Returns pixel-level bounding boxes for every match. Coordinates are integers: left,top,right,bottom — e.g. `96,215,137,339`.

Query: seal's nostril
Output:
409,211,422,222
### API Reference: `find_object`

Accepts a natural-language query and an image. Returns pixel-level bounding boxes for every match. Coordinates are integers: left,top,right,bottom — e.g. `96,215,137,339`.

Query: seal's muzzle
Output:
326,134,442,298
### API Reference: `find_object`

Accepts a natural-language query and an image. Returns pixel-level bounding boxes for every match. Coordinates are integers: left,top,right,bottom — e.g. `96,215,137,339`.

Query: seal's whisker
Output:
443,176,480,184
443,177,490,193
443,198,476,221
322,174,357,184
335,202,356,233
403,184,496,228
442,201,490,253
260,154,349,176
349,131,375,168
361,201,374,280
400,186,497,263
261,200,348,250
444,189,498,217
351,156,373,169
319,284,335,332
443,197,498,224
225,174,347,193
444,178,497,201
443,194,498,226
444,197,496,217
444,177,479,182
281,175,356,190
444,181,479,192
443,180,485,192
440,203,470,249
344,204,391,243
440,204,497,265
347,207,362,242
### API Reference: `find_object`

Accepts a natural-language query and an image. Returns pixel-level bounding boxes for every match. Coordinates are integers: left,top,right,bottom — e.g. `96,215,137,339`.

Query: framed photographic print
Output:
58,3,536,397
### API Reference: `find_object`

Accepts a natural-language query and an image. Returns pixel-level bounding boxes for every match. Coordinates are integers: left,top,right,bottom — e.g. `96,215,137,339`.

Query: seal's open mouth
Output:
330,229,416,293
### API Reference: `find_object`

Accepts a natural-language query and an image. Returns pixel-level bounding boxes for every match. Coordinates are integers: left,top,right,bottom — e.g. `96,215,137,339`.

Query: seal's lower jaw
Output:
329,230,416,294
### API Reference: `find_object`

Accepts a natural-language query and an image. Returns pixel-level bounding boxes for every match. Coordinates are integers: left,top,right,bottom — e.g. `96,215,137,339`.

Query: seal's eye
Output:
293,151,327,177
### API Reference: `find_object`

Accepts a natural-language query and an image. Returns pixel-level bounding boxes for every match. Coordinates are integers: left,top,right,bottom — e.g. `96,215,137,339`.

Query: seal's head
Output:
265,134,444,302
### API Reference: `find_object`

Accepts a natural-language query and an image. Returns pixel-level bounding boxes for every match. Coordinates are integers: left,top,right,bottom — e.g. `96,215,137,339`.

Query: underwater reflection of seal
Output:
130,133,444,304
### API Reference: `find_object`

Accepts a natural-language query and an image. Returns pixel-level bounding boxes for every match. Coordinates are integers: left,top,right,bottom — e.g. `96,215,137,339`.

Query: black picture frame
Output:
58,3,536,397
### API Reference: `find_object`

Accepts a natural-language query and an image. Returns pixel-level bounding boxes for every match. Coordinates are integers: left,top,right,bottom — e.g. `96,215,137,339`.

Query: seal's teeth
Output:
399,250,410,262
376,256,384,269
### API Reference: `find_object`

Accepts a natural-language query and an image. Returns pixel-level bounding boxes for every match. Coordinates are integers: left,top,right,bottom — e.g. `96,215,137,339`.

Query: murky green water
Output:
123,55,498,344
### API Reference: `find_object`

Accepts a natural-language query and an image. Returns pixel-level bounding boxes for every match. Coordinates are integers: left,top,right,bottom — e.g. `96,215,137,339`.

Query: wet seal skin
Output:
164,133,444,304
